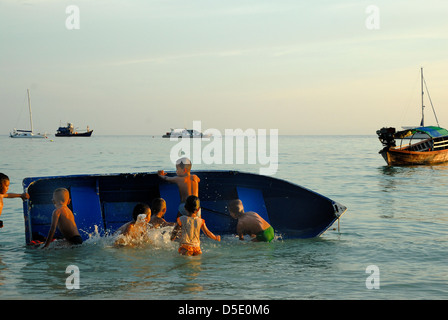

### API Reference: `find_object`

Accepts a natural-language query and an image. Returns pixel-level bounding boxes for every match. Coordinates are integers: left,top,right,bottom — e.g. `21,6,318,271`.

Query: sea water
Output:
0,135,447,300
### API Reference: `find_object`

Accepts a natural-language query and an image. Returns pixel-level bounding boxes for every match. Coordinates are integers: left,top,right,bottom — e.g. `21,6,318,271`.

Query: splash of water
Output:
111,215,176,249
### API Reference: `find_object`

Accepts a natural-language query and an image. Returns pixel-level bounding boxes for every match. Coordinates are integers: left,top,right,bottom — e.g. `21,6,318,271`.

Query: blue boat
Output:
22,171,347,244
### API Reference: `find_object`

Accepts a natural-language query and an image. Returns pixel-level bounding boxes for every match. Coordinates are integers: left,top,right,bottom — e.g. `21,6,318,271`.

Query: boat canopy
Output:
396,126,448,139
415,126,448,137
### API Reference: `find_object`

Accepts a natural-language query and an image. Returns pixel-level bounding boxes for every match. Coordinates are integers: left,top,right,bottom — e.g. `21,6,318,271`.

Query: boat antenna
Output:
423,75,440,127
420,67,424,127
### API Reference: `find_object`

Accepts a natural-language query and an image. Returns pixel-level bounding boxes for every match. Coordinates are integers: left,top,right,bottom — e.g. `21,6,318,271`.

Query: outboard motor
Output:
376,127,396,148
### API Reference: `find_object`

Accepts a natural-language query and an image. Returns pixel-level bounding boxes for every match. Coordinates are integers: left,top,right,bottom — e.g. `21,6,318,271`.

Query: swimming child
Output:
114,203,151,245
43,188,82,248
171,195,220,256
149,198,174,228
0,173,29,228
228,199,274,242
158,157,200,217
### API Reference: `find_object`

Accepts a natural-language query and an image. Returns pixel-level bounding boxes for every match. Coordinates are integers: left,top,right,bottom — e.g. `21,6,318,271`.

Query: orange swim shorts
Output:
178,244,202,256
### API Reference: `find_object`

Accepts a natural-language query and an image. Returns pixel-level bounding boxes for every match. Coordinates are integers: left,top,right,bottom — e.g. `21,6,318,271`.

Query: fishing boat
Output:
163,128,211,138
55,123,93,137
376,68,448,165
22,171,347,244
10,89,47,139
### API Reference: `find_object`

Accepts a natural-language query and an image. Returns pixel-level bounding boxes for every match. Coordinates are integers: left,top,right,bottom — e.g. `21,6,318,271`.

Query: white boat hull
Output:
10,130,47,139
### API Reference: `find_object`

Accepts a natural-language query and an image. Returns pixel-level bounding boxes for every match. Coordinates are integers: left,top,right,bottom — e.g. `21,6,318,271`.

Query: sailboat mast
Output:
420,67,424,127
27,89,34,133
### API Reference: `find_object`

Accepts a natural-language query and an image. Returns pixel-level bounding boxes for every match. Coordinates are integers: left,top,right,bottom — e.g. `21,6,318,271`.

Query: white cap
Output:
176,157,191,165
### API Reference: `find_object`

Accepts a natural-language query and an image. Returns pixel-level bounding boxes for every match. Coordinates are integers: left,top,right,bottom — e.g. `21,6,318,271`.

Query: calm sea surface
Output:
0,135,447,300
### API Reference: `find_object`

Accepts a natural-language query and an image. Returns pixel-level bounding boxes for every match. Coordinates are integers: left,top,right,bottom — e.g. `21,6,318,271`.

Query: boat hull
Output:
22,171,346,244
55,130,93,137
380,147,448,165
162,134,210,138
10,130,47,138
10,134,47,139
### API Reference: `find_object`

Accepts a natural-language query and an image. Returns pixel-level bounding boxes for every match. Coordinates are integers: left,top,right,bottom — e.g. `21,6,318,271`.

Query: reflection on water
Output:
174,257,204,295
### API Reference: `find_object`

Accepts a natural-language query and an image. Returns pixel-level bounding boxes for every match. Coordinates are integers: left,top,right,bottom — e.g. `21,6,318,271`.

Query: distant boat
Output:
163,128,211,138
10,89,47,139
55,123,93,137
377,68,448,165
22,170,347,244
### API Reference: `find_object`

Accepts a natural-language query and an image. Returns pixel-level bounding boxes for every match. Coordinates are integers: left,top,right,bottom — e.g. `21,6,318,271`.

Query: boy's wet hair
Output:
184,195,200,214
53,188,69,203
151,198,166,214
133,203,150,221
176,157,192,171
228,199,244,214
0,173,9,185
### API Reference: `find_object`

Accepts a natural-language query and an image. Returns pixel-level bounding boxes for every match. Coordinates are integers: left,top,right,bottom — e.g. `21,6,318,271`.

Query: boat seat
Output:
70,186,105,239
159,183,180,222
433,139,448,150
236,186,270,224
103,201,146,233
27,203,61,241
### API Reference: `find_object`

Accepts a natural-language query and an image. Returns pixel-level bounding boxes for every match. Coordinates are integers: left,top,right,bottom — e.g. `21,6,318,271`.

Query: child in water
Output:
228,199,275,242
43,188,83,248
0,173,29,228
149,198,174,228
115,203,151,246
171,195,220,256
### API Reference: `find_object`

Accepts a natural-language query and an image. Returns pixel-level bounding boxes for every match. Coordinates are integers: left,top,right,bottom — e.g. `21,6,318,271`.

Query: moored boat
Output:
376,68,448,166
163,128,211,138
377,126,448,165
55,123,93,137
10,89,47,139
22,170,347,244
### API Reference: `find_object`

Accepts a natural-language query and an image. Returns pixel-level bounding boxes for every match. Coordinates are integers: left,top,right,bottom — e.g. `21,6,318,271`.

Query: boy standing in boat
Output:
229,199,274,242
0,173,29,228
43,188,82,248
158,157,200,217
171,195,220,256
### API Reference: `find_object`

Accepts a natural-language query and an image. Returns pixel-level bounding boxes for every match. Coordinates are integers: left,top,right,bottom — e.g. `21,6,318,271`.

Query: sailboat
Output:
10,89,47,139
376,68,448,165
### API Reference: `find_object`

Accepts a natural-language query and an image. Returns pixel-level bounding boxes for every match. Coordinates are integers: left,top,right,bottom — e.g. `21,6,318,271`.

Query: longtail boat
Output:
376,68,448,166
377,126,448,165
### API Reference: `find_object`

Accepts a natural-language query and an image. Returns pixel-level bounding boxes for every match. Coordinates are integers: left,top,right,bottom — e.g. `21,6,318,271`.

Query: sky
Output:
1,0,448,135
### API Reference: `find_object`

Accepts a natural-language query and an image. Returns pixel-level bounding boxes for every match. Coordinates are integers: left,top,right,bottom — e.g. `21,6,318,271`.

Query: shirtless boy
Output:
149,198,174,228
228,199,275,242
158,157,200,217
0,173,29,228
43,188,82,248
